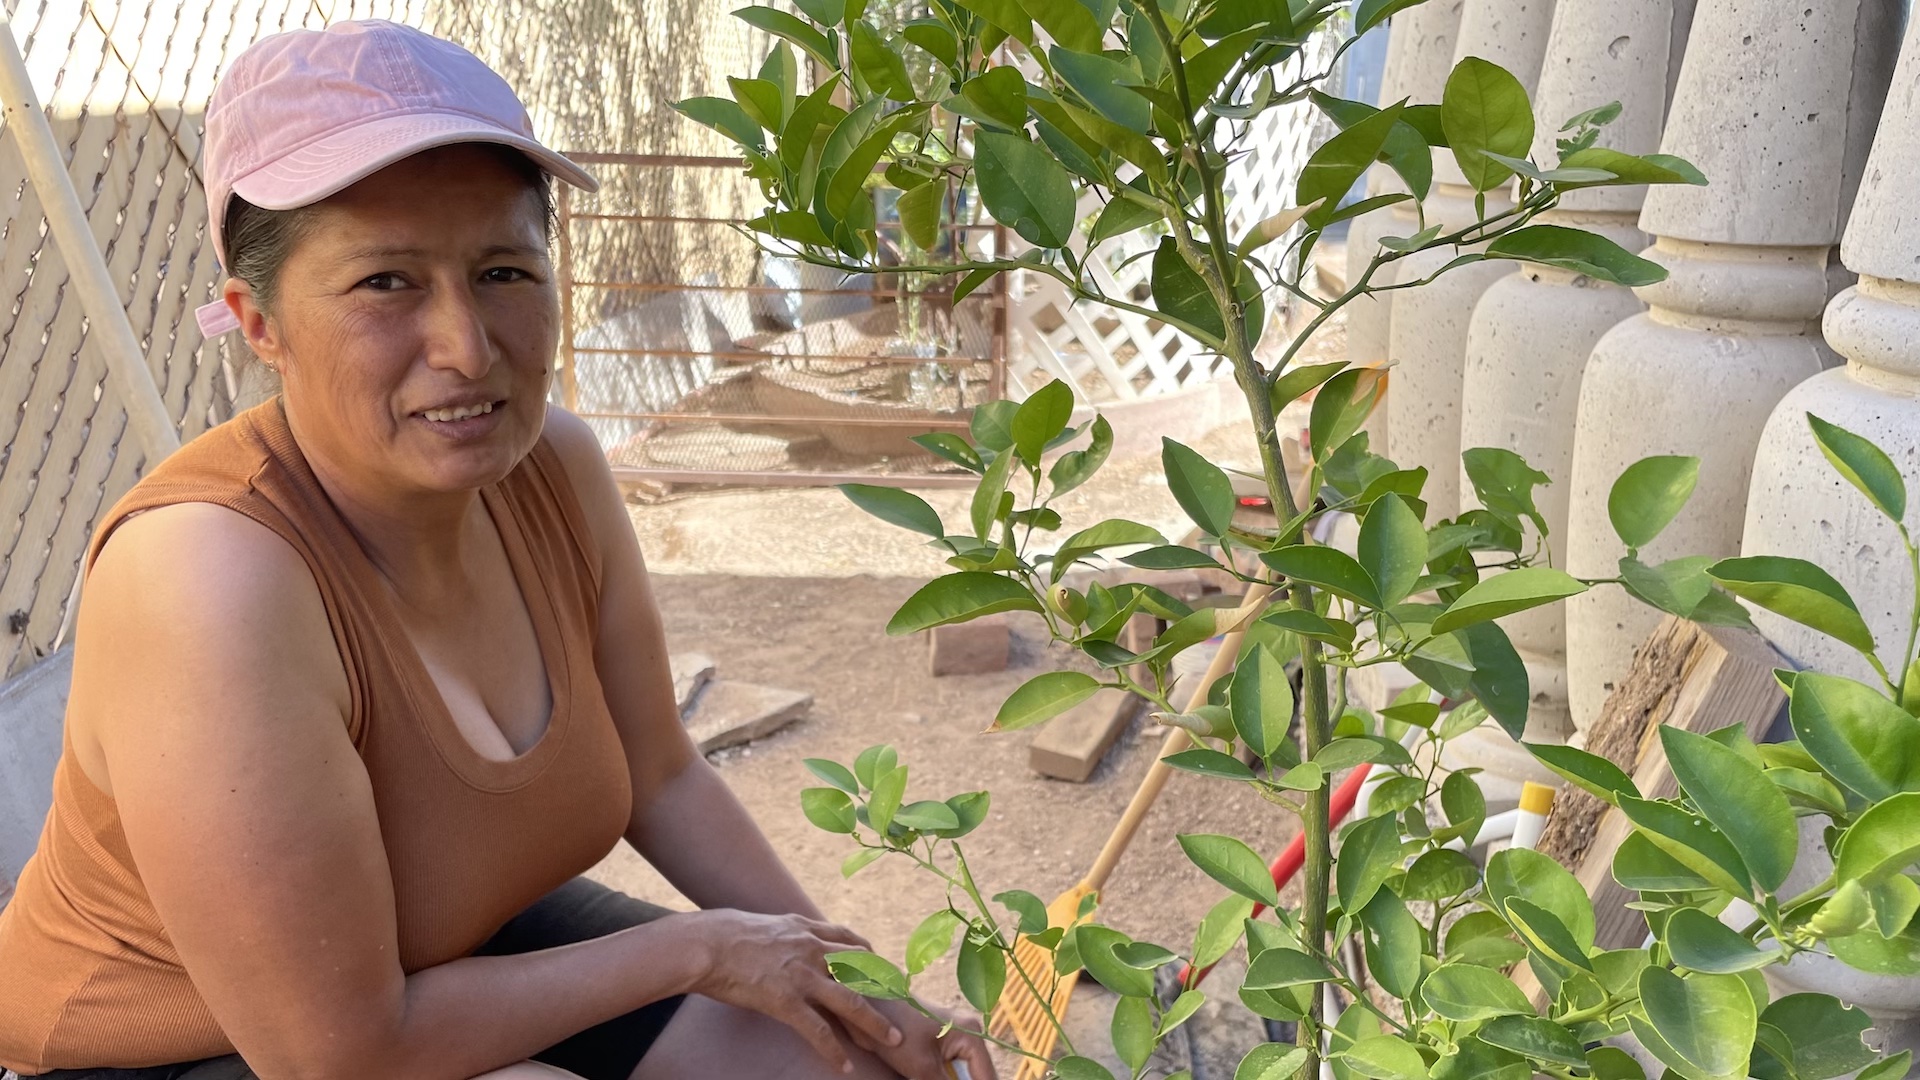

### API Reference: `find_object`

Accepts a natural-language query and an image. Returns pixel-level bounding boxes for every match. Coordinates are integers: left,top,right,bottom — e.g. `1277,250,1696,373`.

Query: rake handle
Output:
1082,582,1275,892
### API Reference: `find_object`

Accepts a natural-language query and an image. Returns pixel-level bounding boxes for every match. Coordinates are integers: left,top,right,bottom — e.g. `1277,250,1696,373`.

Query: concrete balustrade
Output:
1560,0,1896,735
1384,0,1556,520
1451,0,1695,744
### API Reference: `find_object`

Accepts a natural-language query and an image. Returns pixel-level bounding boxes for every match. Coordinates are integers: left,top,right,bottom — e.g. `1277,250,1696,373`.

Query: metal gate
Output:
554,153,1009,488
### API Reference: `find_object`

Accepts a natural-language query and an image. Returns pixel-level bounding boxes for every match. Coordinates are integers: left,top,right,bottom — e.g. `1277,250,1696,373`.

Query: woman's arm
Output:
84,503,893,1080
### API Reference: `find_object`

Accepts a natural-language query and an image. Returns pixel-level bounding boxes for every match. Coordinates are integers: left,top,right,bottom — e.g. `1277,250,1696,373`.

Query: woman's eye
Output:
484,266,531,283
360,273,403,291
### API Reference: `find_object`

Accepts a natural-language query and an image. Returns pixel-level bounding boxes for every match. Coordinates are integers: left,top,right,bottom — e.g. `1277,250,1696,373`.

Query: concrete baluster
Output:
1343,0,1465,444
1560,0,1896,735
1383,0,1556,519
1450,0,1694,744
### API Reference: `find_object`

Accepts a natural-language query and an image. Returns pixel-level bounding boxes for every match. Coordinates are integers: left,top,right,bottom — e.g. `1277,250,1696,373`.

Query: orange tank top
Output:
0,400,634,1073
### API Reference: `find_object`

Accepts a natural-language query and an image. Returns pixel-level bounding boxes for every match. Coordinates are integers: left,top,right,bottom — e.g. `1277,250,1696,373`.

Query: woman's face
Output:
245,144,558,502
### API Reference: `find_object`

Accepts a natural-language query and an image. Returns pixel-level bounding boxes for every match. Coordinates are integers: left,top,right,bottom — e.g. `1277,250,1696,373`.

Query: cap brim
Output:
229,109,598,213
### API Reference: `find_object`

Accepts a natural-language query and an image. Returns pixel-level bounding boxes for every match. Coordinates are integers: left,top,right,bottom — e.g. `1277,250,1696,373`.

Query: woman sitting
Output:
0,20,991,1080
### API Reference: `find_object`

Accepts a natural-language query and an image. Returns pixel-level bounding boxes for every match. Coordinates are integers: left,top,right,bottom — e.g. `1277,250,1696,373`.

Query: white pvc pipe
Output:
0,7,178,463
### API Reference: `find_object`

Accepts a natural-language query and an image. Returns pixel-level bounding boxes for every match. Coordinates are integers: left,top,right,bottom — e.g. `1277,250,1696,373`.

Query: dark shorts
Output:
14,878,686,1080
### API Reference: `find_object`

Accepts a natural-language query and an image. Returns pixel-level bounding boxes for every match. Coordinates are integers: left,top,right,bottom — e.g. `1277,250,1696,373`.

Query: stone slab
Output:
685,680,812,754
1030,689,1140,783
670,651,716,715
929,615,1009,676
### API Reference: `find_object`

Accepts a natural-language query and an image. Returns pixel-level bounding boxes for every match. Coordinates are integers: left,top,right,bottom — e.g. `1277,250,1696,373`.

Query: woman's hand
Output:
855,999,998,1080
685,909,905,1072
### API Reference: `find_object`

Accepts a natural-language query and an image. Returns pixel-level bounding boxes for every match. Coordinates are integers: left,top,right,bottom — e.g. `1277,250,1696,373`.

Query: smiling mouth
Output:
419,400,503,423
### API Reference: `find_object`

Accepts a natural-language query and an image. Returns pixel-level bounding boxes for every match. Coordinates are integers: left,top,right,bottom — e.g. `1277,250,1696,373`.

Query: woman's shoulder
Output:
520,406,628,580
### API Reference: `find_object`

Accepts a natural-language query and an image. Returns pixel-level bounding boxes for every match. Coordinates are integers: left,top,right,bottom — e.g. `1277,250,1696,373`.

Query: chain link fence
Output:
0,0,774,678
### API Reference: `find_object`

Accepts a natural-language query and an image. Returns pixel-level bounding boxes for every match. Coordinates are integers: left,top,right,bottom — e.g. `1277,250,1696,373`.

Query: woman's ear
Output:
223,277,286,371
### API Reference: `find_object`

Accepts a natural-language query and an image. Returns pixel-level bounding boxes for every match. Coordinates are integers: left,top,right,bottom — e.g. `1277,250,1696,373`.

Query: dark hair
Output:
222,144,556,313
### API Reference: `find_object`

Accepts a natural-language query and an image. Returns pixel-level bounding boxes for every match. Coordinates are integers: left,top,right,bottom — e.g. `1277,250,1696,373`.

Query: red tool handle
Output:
1179,762,1374,989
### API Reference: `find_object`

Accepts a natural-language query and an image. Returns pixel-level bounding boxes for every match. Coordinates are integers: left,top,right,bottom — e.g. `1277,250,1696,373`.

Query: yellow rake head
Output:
989,882,1097,1080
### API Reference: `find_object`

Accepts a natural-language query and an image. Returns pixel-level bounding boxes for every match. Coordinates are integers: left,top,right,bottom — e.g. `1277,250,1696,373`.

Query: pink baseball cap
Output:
195,19,596,338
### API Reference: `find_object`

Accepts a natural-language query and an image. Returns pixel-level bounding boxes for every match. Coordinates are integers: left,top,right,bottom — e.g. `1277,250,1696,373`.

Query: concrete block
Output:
929,616,1009,676
669,651,716,715
1030,689,1141,782
685,680,812,754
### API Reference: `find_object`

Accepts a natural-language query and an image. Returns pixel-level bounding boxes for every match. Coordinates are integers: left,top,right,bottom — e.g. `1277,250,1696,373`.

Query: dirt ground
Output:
586,410,1308,1071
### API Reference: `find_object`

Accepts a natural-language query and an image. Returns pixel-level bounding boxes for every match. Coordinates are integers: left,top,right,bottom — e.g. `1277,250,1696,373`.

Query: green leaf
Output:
1050,415,1114,496
993,889,1050,936
1441,57,1534,192
1636,968,1756,1079
1336,812,1403,913
728,77,785,132
992,670,1102,731
1358,886,1422,998
957,932,1007,1012
1525,742,1639,804
1836,791,1920,884
1484,848,1595,950
1231,643,1295,762
938,790,991,839
1261,607,1359,648
801,787,858,833
850,21,914,100
1354,0,1429,33
1446,911,1527,968
894,799,960,832
1051,47,1150,133
1272,361,1349,412
974,131,1076,248
1150,238,1224,342
1261,545,1380,607
1123,545,1222,570
1558,146,1707,187
805,758,860,794
1664,907,1776,974
1178,833,1281,906
1661,725,1796,892
868,764,907,834
1092,189,1165,244
1311,369,1386,464
1341,1035,1428,1080
1611,831,1712,891
1402,848,1480,901
1760,993,1876,1080
841,847,885,878
887,571,1042,634
1242,946,1332,989
1052,519,1166,581
1012,378,1075,465
1359,494,1427,607
897,180,944,250
732,7,838,67
1421,961,1535,1021
1019,0,1104,50
1076,925,1156,996
1238,1044,1310,1080
951,0,1034,41
1297,103,1407,228
1478,1015,1588,1067
1056,1058,1119,1080
1806,413,1907,521
1617,794,1752,897
1112,993,1155,1072
1485,224,1666,286
1461,447,1550,536
1708,555,1877,655
1192,893,1256,970
1431,568,1588,635
839,483,944,538
673,95,766,151
1164,746,1253,781
1505,896,1594,971
826,949,912,999
1163,438,1237,536
853,744,897,789
1608,456,1701,549
1789,672,1920,800
912,432,983,473
1858,1051,1913,1080
789,0,844,23
906,910,965,974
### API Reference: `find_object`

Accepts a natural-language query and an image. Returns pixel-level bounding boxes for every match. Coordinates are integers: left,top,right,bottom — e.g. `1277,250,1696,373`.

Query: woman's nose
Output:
422,285,495,379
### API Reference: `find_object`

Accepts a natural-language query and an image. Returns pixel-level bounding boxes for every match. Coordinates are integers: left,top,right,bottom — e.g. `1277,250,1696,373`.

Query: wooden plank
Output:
1030,688,1142,783
1515,616,1788,1004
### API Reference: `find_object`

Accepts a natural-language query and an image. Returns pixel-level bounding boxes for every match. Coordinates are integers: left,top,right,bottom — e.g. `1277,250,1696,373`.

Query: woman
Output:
0,20,992,1080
